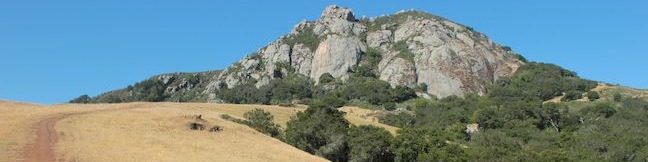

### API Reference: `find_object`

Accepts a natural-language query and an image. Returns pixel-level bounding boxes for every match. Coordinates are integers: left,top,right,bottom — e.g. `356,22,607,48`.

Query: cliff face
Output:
205,5,524,98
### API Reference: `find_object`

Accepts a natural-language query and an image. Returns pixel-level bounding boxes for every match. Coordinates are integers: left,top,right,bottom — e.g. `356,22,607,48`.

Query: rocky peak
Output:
320,5,356,22
205,6,525,99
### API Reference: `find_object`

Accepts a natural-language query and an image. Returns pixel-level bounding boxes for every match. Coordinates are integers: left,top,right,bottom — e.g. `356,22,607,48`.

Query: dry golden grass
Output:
55,103,326,162
339,106,399,135
0,101,120,161
1,100,404,162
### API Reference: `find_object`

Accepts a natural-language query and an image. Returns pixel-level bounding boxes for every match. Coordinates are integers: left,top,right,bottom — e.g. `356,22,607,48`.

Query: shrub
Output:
392,41,415,63
583,103,617,118
284,27,322,50
220,114,247,125
613,93,623,102
379,112,416,127
244,109,282,138
390,86,417,103
561,90,583,102
383,102,397,111
319,73,335,84
586,91,600,101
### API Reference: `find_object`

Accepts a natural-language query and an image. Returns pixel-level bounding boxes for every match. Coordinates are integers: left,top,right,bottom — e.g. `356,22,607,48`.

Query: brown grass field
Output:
0,100,397,162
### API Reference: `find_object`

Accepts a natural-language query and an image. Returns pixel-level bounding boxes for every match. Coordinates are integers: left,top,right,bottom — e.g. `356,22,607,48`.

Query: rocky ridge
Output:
205,5,524,98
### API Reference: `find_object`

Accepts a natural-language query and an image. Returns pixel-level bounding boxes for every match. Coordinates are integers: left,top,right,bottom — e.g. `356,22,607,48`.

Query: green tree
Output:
391,128,455,162
69,94,92,103
390,86,417,103
586,91,600,101
285,105,350,161
561,90,583,102
243,109,282,138
347,125,394,162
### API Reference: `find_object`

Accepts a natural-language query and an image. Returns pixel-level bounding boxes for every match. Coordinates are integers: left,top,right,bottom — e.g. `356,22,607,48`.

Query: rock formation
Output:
205,5,524,98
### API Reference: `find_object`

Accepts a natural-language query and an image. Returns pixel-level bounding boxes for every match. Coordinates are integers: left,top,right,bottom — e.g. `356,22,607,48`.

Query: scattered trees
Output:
69,94,92,103
347,126,394,162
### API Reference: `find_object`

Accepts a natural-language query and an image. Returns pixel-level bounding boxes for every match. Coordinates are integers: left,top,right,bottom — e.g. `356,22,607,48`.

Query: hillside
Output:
84,5,525,103
1,101,402,162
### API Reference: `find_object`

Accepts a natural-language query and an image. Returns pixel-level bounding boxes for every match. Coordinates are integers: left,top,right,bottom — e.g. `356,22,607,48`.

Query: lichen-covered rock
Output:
379,57,417,87
367,30,392,49
396,18,523,97
311,35,366,82
313,5,366,36
291,43,314,76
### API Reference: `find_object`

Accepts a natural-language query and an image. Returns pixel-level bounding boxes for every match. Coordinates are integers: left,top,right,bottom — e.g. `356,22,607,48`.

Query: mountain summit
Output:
205,5,524,98
89,5,525,102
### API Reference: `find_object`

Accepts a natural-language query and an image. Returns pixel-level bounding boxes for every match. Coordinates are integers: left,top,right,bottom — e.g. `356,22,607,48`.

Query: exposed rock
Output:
310,35,366,82
259,42,291,77
320,5,356,21
203,5,523,98
380,57,417,87
291,43,314,75
158,75,175,85
396,18,523,97
93,6,527,103
367,30,392,49
313,5,366,36
466,123,479,135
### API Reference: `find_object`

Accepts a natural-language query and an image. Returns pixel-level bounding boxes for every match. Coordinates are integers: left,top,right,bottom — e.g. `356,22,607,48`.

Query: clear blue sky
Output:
1,1,646,104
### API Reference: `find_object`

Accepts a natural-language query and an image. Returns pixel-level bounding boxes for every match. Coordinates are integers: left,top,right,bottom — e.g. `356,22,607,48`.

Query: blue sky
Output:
1,1,646,104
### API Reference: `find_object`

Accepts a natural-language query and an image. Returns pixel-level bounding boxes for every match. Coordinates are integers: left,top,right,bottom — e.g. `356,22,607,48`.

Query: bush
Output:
284,27,322,50
583,103,617,118
383,102,397,111
379,112,416,127
220,114,247,125
586,91,600,101
244,109,282,138
392,41,415,63
561,90,583,102
613,92,623,102
319,73,335,84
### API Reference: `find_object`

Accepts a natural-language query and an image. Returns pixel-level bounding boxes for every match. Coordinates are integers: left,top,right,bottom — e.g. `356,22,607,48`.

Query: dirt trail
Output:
23,115,69,162
22,104,143,162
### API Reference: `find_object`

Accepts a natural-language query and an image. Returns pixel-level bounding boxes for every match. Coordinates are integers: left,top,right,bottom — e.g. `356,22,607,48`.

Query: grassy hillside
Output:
0,101,403,162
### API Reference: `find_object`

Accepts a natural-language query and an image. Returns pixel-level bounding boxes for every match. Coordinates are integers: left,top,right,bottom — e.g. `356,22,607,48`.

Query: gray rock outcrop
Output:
204,5,524,98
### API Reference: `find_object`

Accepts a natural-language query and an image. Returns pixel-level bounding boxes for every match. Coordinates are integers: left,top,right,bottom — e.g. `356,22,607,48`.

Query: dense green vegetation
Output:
276,62,648,162
76,71,220,103
217,67,418,111
283,26,322,51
